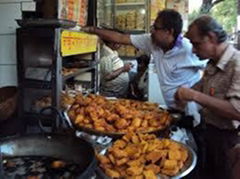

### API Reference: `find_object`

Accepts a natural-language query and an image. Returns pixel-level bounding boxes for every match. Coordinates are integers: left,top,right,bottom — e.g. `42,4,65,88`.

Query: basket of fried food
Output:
96,133,197,179
67,94,173,138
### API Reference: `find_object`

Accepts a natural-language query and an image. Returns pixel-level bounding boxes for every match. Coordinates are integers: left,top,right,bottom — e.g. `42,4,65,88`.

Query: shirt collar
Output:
217,44,236,71
174,34,183,48
152,34,183,52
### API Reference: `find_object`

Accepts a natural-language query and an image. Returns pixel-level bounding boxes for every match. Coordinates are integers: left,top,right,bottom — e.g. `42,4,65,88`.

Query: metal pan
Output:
65,110,181,139
96,140,197,179
71,121,171,139
64,95,183,139
0,134,96,179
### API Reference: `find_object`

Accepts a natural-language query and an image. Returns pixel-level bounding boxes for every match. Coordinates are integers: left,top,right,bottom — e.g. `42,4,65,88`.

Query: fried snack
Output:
162,159,178,170
145,164,161,174
51,161,66,168
105,168,120,178
143,170,157,179
161,167,180,177
168,150,182,161
128,175,144,179
113,139,127,149
126,166,144,176
146,151,165,163
112,149,128,159
98,133,189,178
97,155,110,165
116,158,128,166
68,94,172,134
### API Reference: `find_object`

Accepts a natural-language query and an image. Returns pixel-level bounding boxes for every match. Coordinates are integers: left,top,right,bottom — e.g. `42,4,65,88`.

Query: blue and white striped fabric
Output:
130,34,207,108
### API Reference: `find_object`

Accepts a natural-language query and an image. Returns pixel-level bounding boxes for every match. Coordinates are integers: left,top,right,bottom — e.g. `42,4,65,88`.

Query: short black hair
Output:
156,9,183,40
190,15,227,43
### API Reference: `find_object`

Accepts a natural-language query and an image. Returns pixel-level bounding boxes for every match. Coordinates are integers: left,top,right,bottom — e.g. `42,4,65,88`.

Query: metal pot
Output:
0,134,96,179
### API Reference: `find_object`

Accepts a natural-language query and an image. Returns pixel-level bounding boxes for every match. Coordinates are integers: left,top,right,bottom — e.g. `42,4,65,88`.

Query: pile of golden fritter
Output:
97,133,189,178
68,94,172,133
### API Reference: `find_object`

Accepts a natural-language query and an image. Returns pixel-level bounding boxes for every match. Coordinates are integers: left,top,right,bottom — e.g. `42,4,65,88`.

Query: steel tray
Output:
96,140,197,179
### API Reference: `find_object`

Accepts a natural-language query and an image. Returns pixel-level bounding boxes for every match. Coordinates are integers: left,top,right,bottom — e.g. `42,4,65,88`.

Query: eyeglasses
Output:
150,24,165,31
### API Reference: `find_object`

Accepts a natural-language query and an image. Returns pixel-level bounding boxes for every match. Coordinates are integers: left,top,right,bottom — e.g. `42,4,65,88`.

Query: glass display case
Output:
114,0,148,32
36,0,89,26
97,0,114,27
98,0,149,32
97,0,150,58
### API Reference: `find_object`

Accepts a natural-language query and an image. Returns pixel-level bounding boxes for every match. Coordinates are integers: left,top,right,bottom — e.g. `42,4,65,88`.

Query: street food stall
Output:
0,0,197,178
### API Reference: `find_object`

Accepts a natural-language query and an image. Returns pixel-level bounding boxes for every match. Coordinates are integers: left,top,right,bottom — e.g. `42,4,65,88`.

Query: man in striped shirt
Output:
100,40,132,98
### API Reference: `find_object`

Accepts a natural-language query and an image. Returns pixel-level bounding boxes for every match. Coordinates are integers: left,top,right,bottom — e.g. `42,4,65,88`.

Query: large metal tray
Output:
96,140,197,179
64,96,182,139
72,123,171,139
65,110,180,139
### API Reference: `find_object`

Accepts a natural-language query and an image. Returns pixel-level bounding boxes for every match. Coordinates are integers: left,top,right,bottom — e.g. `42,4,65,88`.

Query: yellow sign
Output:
61,30,98,56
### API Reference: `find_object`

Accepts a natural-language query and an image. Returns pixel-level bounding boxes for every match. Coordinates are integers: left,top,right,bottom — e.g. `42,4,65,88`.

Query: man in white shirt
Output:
83,9,207,111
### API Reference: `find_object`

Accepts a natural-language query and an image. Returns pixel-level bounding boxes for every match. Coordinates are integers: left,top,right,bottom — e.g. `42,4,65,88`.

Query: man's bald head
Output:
188,15,227,43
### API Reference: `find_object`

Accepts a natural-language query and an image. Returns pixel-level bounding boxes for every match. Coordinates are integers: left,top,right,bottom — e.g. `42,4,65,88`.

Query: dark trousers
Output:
190,124,240,179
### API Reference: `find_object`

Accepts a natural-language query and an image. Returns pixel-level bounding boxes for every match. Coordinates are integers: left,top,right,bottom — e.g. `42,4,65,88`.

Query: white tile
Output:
0,35,16,65
0,65,17,87
21,1,35,11
0,3,21,34
0,0,32,3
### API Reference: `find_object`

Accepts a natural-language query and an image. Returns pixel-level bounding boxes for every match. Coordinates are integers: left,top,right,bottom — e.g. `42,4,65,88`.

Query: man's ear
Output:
207,32,218,43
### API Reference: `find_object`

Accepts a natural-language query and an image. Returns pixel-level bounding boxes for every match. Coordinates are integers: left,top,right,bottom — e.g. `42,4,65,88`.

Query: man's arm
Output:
82,26,132,45
105,63,132,81
175,87,240,121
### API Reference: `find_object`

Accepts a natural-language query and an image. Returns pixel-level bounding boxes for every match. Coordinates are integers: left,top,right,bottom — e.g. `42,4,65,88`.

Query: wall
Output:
0,0,34,87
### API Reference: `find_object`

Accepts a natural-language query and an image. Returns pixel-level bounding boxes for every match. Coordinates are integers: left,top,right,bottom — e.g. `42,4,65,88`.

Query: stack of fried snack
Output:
136,10,145,30
97,133,188,178
115,13,126,30
62,67,78,76
126,10,136,30
68,94,172,134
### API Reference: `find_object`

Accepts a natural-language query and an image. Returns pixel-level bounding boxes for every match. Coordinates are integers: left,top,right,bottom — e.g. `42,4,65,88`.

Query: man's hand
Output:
105,63,132,81
175,87,197,102
122,63,132,72
174,87,198,111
